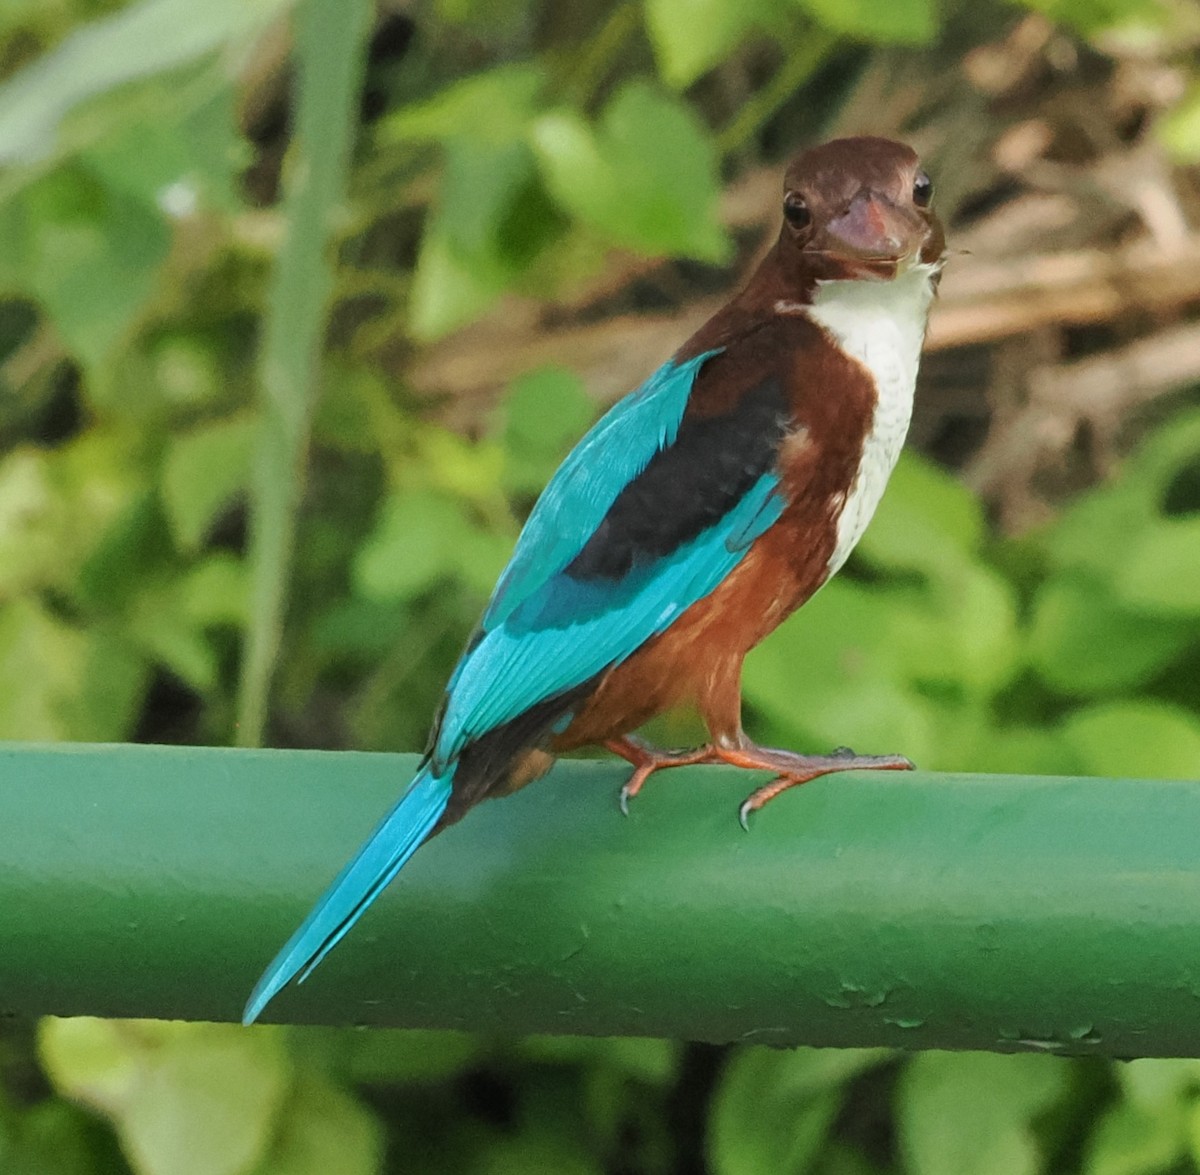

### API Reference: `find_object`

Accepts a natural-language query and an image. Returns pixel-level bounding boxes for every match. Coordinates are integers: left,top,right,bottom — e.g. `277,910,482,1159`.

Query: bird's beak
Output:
822,190,927,265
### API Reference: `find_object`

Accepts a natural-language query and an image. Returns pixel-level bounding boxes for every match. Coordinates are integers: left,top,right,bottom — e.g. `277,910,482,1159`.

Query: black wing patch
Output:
564,376,790,582
428,373,791,819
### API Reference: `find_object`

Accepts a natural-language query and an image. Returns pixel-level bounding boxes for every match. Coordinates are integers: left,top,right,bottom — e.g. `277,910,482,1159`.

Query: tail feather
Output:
242,764,453,1025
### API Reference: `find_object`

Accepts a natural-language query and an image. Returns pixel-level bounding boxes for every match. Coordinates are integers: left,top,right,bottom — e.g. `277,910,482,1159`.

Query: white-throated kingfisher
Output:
244,136,946,1024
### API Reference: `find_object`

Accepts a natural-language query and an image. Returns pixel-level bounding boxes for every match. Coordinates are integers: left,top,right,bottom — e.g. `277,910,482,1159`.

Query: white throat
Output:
805,262,938,575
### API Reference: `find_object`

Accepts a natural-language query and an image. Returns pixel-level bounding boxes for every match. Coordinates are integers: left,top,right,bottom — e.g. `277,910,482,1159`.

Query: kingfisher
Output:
244,136,946,1024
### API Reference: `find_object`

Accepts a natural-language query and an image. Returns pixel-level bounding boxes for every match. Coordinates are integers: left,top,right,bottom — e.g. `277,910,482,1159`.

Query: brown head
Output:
777,137,944,282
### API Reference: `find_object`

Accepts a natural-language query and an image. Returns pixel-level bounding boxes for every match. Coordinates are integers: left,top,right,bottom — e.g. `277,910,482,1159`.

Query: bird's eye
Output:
912,170,933,208
783,192,811,229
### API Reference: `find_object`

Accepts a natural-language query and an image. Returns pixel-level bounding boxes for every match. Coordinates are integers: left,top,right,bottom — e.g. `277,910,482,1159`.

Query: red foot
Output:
715,743,914,829
604,736,717,814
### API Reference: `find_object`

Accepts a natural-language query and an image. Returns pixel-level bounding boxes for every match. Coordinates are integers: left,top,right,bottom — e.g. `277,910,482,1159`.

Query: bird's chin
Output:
821,252,913,281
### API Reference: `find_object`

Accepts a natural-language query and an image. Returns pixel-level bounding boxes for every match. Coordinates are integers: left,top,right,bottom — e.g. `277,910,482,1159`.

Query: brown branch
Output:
965,319,1200,528
927,238,1200,351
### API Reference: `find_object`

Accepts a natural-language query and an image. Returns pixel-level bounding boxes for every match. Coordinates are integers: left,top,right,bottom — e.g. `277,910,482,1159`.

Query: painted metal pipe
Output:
1,742,1197,1055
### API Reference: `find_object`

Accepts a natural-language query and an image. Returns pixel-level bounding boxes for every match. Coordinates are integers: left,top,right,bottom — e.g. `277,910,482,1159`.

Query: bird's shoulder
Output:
676,296,857,428
677,293,885,526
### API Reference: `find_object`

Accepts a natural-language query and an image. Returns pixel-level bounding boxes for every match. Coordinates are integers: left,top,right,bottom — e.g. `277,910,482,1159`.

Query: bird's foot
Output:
712,743,914,830
604,735,717,815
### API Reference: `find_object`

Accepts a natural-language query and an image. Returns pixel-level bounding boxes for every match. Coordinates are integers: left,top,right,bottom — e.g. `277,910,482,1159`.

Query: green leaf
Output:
1086,1098,1185,1175
127,582,221,691
178,554,248,628
41,1019,291,1175
1127,411,1200,496
233,0,373,748
407,224,499,343
1118,1058,1200,1109
409,140,561,339
339,1029,484,1086
710,1047,884,1175
1042,481,1150,579
518,1036,680,1086
904,565,1019,697
6,164,171,372
0,597,86,740
744,580,940,760
123,1030,287,1175
1059,701,1200,780
380,64,545,148
449,523,520,599
81,502,227,693
792,0,936,43
0,432,140,602
0,448,73,600
856,453,983,577
1184,1099,1200,1170
1,1100,106,1175
0,0,49,39
501,366,596,494
1113,518,1200,616
415,426,508,509
150,333,226,409
813,1143,886,1175
60,627,150,742
39,1017,142,1116
899,1052,1068,1175
432,0,534,37
644,0,787,88
162,413,257,551
968,725,1084,777
0,0,289,165
77,492,176,612
532,82,730,261
469,1116,603,1175
83,83,247,216
1030,573,1193,693
309,598,408,661
1046,411,1200,579
251,1076,381,1175
354,490,475,601
442,146,535,266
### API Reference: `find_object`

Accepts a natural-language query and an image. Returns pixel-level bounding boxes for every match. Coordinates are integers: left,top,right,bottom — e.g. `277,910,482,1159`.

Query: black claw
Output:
738,800,753,832
619,787,632,817
831,745,857,759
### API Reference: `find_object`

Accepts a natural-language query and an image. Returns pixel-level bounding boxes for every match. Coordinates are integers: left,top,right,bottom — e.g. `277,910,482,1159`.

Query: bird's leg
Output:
713,742,914,829
604,735,717,815
697,662,912,826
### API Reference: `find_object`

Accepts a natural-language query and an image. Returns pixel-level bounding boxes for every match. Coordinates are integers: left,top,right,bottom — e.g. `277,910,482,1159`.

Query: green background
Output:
2,0,1200,1170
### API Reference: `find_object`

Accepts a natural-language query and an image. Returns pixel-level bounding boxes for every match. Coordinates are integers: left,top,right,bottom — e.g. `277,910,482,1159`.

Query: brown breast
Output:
556,310,878,748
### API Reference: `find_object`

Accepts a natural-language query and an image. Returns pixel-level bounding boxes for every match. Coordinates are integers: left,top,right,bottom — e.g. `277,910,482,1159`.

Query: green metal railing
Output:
3,741,1200,1055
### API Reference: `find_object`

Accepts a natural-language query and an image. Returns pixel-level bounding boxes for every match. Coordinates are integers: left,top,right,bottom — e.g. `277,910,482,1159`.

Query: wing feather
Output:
435,475,783,762
483,352,715,629
433,351,793,766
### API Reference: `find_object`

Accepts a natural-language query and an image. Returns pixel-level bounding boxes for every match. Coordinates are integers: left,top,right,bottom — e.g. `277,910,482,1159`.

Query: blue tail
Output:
242,763,453,1025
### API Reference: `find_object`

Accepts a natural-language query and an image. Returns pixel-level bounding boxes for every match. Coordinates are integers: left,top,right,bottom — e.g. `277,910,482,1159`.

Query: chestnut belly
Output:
553,516,834,749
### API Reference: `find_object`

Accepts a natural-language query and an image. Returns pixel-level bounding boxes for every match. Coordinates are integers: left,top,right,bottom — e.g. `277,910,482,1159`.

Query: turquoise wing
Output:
434,478,782,763
432,358,791,766
482,352,714,630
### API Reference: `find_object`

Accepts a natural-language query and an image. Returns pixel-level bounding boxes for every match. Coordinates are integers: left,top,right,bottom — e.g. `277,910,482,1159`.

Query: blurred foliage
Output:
1,0,1200,1171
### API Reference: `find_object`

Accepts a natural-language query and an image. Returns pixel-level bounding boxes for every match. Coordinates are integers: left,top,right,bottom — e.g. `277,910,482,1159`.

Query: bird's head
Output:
776,137,945,282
